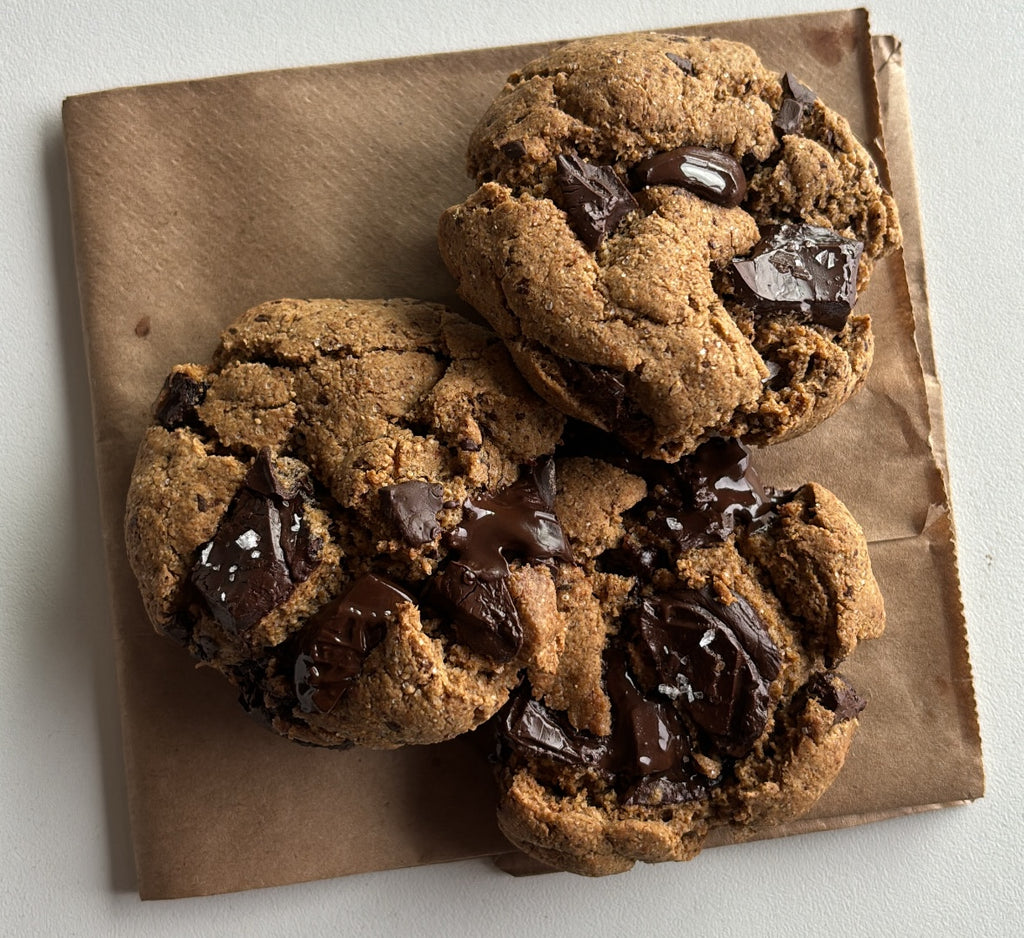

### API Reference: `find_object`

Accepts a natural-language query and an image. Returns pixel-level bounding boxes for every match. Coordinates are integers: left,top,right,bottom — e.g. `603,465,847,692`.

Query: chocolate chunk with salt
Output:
191,450,322,633
154,369,207,429
630,145,747,208
644,437,774,550
635,588,781,758
731,224,865,330
381,480,444,547
773,72,818,137
294,574,414,714
555,152,638,250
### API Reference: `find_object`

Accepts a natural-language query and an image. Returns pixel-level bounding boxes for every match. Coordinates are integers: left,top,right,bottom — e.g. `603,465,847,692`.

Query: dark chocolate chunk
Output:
294,574,414,714
604,649,690,780
501,140,528,160
190,450,322,634
154,370,207,429
645,437,774,550
731,224,865,330
555,152,638,250
427,560,522,663
447,463,573,577
773,72,817,137
381,480,444,547
635,588,780,757
498,687,608,768
630,145,747,208
426,462,572,662
806,672,866,724
665,52,694,74
558,359,630,429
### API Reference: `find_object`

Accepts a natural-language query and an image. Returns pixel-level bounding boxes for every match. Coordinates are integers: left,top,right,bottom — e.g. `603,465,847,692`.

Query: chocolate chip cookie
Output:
124,297,575,749
438,33,902,460
491,431,885,874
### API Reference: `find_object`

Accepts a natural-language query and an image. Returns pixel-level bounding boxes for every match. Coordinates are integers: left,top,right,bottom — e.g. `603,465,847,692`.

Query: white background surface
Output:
2,0,1021,934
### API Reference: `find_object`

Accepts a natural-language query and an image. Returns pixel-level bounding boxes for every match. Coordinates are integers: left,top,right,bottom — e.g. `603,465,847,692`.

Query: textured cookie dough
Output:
125,298,575,749
491,432,885,875
439,33,902,460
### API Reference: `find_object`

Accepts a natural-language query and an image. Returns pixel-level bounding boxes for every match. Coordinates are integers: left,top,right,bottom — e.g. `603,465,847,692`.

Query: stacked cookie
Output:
125,33,900,875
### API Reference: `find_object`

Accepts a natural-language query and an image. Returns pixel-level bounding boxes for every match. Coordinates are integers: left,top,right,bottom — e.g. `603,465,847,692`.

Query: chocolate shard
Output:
498,686,608,767
773,72,817,137
635,588,780,758
557,359,630,429
665,52,694,74
294,574,414,714
190,450,322,634
555,152,638,250
806,672,867,724
154,369,207,429
731,223,865,330
381,480,444,547
426,560,522,663
630,145,747,208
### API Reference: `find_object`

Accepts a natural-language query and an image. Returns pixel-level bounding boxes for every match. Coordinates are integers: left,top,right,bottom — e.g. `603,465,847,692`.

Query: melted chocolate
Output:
630,145,747,208
294,574,414,714
381,480,444,547
555,152,638,250
154,370,207,429
190,450,322,633
646,437,774,550
773,72,817,137
427,463,572,662
634,588,781,757
731,223,864,330
498,688,608,768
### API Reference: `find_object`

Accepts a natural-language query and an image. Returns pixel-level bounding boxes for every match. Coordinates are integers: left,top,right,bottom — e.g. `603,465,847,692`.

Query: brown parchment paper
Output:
62,8,984,899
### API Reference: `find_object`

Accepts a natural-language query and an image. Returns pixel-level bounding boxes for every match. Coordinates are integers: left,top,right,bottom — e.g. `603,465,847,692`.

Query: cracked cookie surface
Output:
125,297,573,749
439,32,901,460
491,431,885,875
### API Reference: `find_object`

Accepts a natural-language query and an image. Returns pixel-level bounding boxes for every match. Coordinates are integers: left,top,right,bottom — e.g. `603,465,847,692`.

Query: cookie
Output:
438,33,902,460
490,431,885,875
124,297,576,749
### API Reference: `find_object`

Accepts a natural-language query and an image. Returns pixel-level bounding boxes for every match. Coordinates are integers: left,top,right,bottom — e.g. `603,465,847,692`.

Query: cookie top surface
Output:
489,431,885,875
439,33,901,460
124,298,573,748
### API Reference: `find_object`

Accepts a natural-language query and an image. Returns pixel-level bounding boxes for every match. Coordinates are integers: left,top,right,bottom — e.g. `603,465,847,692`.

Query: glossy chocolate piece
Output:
381,480,444,547
154,370,207,429
190,450,322,633
294,574,414,714
630,145,747,208
555,152,638,250
428,560,522,662
447,464,573,578
646,437,774,550
635,588,781,757
773,72,817,137
498,688,608,768
731,223,865,330
428,463,572,662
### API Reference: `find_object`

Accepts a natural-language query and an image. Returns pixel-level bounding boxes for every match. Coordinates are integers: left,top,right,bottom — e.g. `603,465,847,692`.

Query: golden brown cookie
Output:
124,298,574,749
439,33,902,460
491,430,885,874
